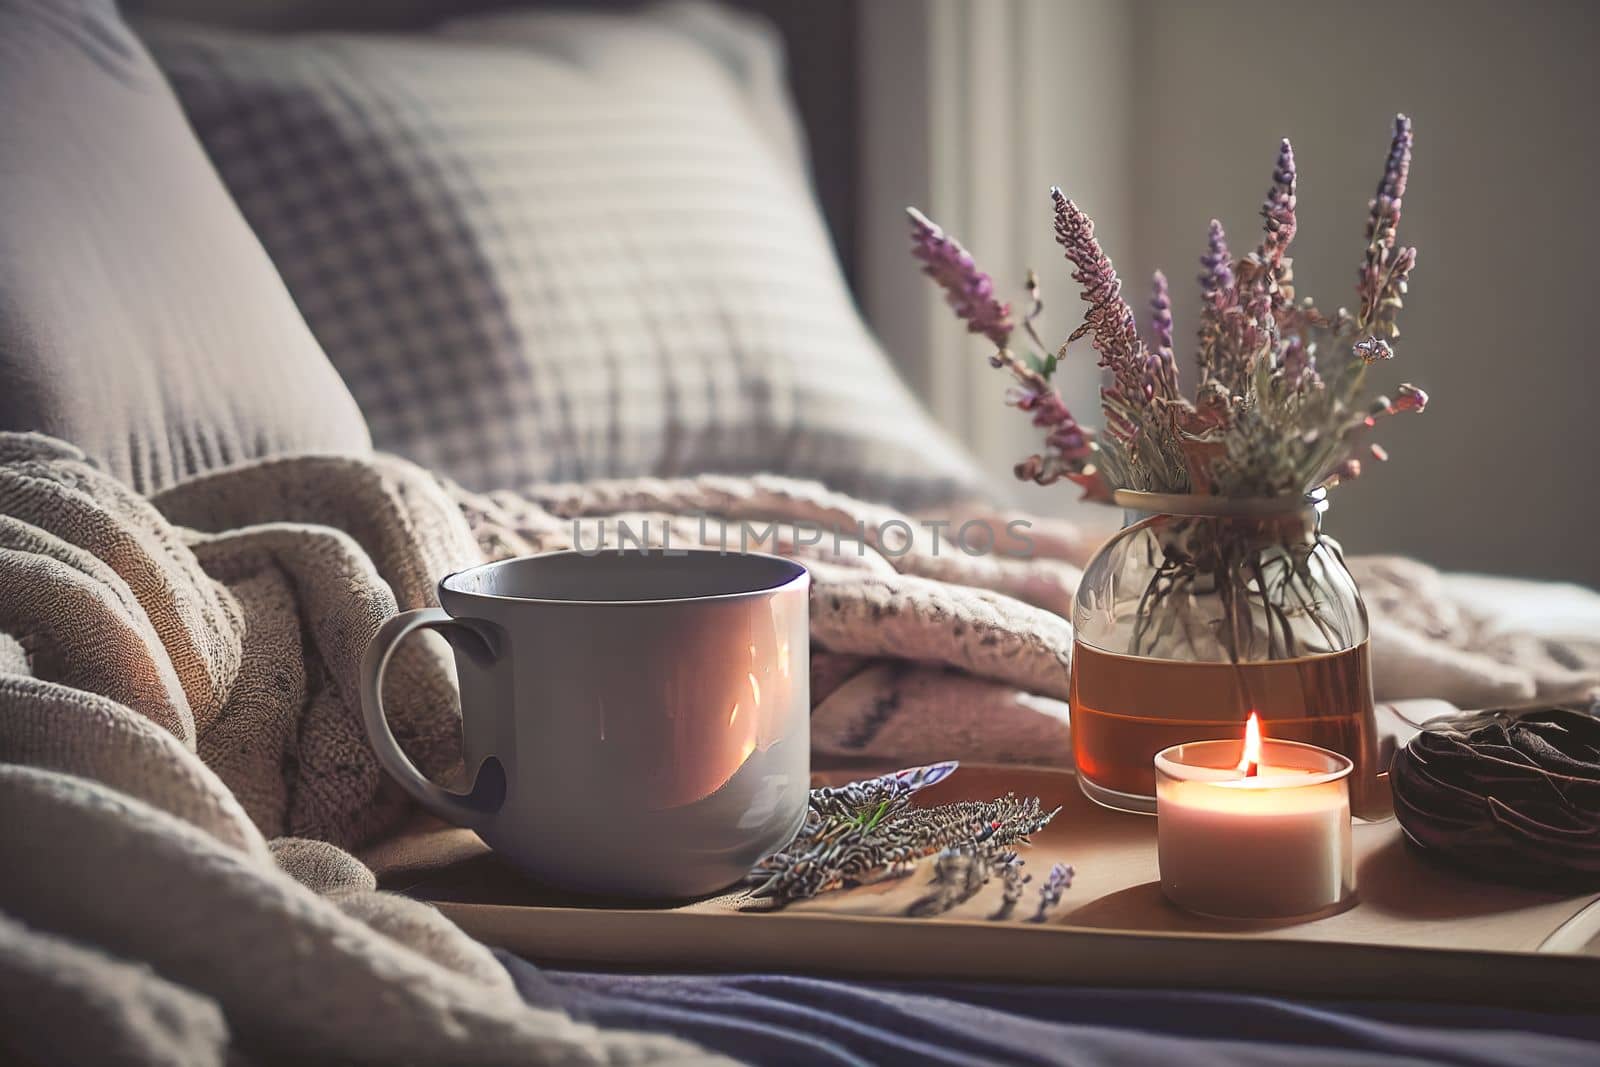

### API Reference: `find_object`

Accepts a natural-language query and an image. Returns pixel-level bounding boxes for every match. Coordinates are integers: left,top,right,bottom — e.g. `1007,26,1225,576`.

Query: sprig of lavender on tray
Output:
744,763,1064,916
1030,862,1076,923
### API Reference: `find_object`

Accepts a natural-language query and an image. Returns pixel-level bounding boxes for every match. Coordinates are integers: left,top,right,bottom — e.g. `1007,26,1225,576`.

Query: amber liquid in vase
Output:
1070,639,1386,818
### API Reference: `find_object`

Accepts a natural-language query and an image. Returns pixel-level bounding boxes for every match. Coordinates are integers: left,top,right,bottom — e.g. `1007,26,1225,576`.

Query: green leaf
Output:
860,798,891,831
1022,352,1059,380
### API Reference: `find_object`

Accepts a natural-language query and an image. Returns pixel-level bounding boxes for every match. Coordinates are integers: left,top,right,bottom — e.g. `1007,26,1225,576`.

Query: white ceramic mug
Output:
360,549,810,898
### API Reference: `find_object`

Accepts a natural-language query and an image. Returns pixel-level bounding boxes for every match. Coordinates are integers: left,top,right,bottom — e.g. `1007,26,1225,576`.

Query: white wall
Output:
861,0,1140,529
863,0,1600,586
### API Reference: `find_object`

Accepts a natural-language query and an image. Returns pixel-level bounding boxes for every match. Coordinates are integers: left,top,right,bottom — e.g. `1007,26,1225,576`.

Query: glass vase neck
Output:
1112,487,1329,521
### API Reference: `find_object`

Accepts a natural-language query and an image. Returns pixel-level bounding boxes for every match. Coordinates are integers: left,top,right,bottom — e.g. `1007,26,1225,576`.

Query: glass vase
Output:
1070,489,1385,819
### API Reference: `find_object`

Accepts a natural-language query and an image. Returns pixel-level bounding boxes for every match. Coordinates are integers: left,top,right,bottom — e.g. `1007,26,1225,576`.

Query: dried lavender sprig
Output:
907,207,1014,347
906,208,1100,478
748,788,1059,908
1048,185,1194,490
1241,138,1299,331
1216,140,1300,392
1149,270,1175,353
752,802,994,903
1051,187,1153,431
908,117,1424,505
1028,862,1075,923
1148,270,1180,398
1260,138,1298,267
1005,379,1092,460
759,763,957,869
810,760,958,812
907,845,1009,918
1357,115,1415,335
993,343,1092,456
1366,115,1413,251
989,858,1032,921
1196,219,1236,385
990,348,1094,472
1199,218,1236,302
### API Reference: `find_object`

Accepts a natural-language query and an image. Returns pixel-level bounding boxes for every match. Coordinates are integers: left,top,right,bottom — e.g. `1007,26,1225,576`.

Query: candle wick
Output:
1244,760,1259,778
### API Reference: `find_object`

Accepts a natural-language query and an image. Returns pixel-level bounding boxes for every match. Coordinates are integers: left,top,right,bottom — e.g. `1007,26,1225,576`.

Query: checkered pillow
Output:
139,3,988,509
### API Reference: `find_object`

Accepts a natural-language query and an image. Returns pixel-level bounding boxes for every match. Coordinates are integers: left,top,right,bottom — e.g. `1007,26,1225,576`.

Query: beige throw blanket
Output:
2,431,1596,1064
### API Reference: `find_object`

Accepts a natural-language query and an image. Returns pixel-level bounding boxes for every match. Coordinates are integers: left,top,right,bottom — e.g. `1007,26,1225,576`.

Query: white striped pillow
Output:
141,2,987,509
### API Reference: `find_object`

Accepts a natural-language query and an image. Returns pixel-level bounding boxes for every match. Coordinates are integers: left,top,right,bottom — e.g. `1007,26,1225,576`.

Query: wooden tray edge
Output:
443,902,1600,1011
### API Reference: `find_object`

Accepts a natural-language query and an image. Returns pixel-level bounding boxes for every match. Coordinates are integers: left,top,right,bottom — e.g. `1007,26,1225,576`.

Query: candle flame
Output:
1238,712,1262,778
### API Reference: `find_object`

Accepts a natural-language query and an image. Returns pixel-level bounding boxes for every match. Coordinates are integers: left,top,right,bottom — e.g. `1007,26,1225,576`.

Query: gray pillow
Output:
140,2,987,508
0,0,371,494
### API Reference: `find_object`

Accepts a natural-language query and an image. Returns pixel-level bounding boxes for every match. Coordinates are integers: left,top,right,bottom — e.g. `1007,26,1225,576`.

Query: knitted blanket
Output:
2,431,1596,1064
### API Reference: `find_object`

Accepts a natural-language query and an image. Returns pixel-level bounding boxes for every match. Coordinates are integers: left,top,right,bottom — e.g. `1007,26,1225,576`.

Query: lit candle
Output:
1155,713,1354,919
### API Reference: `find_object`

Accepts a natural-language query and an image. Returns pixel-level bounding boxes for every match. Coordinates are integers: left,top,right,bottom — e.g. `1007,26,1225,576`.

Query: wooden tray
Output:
375,765,1600,1010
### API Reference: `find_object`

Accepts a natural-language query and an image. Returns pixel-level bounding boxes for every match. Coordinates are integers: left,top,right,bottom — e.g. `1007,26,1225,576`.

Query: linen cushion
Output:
0,0,370,495
139,2,987,508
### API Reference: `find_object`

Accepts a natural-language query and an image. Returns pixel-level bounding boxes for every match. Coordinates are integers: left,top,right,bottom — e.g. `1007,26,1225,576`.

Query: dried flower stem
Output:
1148,270,1181,398
747,766,1060,912
908,116,1423,502
1051,188,1153,425
1196,218,1236,388
1357,115,1415,338
907,207,1014,348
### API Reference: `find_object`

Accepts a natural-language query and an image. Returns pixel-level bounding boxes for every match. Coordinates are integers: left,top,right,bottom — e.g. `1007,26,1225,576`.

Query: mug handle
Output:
360,607,507,830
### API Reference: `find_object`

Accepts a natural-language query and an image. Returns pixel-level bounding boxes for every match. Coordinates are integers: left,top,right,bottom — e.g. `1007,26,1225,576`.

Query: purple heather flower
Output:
1365,115,1414,272
1370,114,1414,244
1196,219,1239,387
1358,115,1415,331
1006,384,1092,460
1198,218,1235,305
1261,138,1298,262
1238,138,1300,328
907,207,1014,348
1051,189,1141,360
1051,187,1152,431
1149,270,1175,353
1147,270,1181,396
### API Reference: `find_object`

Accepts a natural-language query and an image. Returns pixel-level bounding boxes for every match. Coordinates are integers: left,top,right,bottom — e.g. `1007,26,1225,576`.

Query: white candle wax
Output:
1155,737,1354,919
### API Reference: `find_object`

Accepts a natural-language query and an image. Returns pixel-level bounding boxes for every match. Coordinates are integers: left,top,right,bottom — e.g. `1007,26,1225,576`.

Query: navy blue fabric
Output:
497,952,1600,1066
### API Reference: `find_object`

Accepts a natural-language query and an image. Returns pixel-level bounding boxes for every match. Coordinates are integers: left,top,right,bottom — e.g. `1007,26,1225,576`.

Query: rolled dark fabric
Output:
1391,703,1600,888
